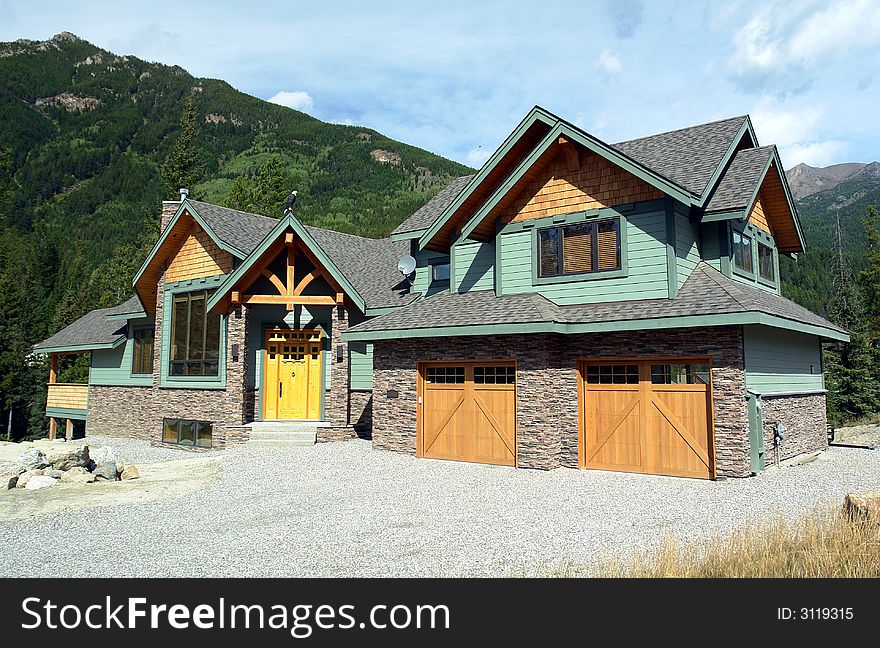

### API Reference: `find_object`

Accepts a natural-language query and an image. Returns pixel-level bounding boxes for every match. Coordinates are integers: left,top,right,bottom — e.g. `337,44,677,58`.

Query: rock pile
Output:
1,444,139,490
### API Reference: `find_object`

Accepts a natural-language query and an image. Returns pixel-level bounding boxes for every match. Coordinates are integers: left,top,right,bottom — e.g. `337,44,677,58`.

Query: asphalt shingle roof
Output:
704,146,775,213
104,295,144,317
304,226,417,309
188,200,277,255
33,307,126,352
391,175,474,236
347,262,845,337
611,115,749,198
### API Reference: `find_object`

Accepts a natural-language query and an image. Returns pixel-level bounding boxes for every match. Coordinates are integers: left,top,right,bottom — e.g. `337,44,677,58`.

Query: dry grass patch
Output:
591,509,880,578
535,507,880,578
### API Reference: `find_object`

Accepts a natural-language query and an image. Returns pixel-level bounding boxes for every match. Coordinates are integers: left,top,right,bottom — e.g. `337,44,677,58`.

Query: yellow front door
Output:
263,330,322,420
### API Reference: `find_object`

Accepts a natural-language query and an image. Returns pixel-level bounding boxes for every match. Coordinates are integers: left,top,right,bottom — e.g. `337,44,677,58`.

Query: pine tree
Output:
225,175,254,213
160,92,203,198
252,155,291,217
824,211,877,424
859,204,880,390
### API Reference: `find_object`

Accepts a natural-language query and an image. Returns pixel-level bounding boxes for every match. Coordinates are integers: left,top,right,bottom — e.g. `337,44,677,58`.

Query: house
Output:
34,106,848,480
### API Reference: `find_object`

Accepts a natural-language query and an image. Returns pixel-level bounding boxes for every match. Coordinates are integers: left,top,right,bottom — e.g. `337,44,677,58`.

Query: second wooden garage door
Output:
419,362,516,466
580,360,715,479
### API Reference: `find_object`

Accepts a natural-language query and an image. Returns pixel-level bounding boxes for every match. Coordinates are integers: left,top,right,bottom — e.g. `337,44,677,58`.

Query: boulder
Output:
42,468,65,479
46,444,90,471
120,465,140,481
89,446,118,467
17,448,47,471
61,471,95,485
64,466,89,476
93,461,118,481
24,475,59,490
3,473,18,489
15,469,44,489
843,492,880,522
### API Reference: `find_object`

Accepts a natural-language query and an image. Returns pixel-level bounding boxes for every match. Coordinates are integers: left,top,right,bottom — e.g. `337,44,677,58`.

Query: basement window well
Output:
163,418,213,448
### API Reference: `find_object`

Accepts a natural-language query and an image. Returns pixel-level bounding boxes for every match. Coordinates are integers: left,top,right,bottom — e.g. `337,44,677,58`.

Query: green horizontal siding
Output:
45,406,88,421
744,325,824,394
349,342,374,390
453,241,495,293
89,318,153,387
675,211,700,290
413,248,449,296
499,208,668,304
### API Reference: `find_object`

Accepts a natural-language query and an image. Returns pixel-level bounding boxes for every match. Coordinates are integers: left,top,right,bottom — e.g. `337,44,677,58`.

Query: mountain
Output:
0,32,470,434
781,162,880,314
786,162,870,200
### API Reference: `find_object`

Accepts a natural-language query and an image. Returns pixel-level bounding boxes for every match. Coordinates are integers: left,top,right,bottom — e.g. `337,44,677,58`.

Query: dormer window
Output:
538,218,621,278
732,230,753,274
757,242,775,282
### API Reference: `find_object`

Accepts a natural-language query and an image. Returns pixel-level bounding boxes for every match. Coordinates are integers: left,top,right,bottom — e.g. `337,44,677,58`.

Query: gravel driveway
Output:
2,437,878,577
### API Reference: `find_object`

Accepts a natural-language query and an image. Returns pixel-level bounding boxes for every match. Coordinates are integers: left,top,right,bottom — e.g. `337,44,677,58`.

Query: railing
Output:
46,383,89,411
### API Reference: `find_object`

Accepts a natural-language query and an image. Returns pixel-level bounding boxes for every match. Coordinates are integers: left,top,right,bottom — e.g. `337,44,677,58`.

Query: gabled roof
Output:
704,146,775,213
613,115,753,199
33,307,128,354
344,263,848,342
416,106,758,251
390,175,474,239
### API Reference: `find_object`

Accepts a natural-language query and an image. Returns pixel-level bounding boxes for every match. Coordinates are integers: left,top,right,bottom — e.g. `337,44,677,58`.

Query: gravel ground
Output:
2,440,878,577
80,434,222,464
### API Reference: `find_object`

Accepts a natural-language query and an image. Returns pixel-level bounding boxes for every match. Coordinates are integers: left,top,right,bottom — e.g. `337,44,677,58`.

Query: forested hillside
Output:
781,163,880,314
0,33,469,436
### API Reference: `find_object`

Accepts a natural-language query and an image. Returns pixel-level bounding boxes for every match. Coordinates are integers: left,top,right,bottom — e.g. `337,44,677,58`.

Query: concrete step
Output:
246,423,317,447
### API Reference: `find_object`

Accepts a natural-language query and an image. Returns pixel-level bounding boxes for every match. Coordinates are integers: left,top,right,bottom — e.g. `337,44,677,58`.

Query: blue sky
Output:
2,0,879,169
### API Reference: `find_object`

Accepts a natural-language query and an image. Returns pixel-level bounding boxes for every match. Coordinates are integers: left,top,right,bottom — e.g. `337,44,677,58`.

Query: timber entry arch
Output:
578,358,715,479
417,361,517,466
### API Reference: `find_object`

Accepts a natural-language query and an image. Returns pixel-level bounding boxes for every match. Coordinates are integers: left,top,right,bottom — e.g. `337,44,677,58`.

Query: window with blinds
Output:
538,218,620,277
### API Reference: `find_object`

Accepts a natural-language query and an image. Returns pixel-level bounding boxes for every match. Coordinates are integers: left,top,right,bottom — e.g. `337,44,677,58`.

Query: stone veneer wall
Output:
372,326,752,477
760,393,828,464
349,391,373,437
85,275,251,449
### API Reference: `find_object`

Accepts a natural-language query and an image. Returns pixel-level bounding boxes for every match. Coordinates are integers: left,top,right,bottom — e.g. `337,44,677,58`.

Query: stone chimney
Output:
160,188,189,232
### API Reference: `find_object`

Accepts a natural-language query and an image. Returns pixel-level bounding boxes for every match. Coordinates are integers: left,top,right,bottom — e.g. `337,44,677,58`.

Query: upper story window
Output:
757,243,775,282
432,263,450,282
131,327,154,375
538,218,621,278
731,230,753,274
170,289,221,376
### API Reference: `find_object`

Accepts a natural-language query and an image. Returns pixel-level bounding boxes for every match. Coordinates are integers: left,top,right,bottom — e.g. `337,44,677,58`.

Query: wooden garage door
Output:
419,362,516,466
581,360,714,479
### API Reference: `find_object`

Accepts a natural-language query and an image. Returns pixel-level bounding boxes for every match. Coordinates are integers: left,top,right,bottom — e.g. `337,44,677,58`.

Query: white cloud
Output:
267,90,314,112
466,147,491,168
751,96,849,166
595,49,623,75
728,0,880,93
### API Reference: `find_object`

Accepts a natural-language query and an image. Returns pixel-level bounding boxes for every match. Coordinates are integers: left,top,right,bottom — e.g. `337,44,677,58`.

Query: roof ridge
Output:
612,115,747,146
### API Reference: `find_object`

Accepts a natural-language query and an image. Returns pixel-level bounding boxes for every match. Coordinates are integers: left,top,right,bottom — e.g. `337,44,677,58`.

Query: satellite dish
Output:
397,255,417,276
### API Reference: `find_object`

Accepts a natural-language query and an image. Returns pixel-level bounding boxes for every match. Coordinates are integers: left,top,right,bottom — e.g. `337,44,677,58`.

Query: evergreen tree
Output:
224,156,291,217
252,155,291,217
824,212,877,424
160,92,203,197
859,204,880,389
225,175,254,213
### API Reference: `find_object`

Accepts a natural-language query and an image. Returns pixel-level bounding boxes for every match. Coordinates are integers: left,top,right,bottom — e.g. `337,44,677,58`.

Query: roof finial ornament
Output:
283,190,298,215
